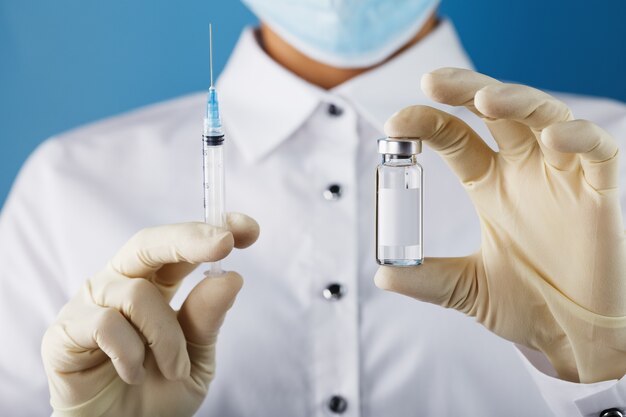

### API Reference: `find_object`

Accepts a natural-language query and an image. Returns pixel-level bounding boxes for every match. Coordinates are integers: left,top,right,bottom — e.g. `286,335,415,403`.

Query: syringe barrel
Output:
203,141,225,226
203,139,225,275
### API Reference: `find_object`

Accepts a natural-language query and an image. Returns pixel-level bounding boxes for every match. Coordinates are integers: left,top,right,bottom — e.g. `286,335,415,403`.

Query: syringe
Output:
203,23,225,276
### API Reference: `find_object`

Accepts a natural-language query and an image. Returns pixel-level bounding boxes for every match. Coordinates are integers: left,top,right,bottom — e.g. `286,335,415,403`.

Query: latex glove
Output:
375,68,626,383
42,213,259,417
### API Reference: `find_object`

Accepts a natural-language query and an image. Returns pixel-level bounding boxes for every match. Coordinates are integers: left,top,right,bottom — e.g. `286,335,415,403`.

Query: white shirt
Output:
2,20,626,417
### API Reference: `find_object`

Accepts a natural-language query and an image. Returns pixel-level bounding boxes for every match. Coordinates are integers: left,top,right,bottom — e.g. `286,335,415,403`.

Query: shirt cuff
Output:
515,345,626,416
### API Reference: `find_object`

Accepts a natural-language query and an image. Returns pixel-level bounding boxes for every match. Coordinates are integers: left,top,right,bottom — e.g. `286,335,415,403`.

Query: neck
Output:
259,13,439,90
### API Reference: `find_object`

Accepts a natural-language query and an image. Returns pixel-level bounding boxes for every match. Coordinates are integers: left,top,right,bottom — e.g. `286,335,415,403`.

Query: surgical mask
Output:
242,0,440,68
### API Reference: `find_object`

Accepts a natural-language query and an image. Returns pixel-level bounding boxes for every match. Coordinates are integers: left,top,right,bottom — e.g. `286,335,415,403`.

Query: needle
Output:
209,23,214,88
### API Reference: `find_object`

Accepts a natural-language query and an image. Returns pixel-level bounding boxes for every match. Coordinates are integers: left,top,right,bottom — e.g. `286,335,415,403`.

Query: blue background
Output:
1,0,625,207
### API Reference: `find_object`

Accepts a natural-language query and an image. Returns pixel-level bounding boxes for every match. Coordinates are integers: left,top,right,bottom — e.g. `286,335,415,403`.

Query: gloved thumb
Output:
374,256,481,314
177,272,243,384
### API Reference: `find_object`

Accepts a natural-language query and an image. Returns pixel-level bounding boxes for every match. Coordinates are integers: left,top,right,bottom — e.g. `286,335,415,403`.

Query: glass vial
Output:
376,138,423,266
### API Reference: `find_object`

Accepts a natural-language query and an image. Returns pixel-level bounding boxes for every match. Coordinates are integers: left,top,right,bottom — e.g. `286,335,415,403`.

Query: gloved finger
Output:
154,213,259,296
421,68,536,158
475,83,574,129
384,105,495,185
90,273,191,381
177,272,243,388
375,256,482,315
421,67,501,114
109,222,233,287
542,120,619,191
226,212,261,249
42,304,146,385
474,83,576,169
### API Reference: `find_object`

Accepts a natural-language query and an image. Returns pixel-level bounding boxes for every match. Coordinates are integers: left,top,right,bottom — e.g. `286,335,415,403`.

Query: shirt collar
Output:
218,20,474,162
334,19,474,131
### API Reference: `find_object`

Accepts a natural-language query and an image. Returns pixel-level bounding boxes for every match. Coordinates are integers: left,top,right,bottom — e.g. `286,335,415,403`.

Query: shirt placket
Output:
310,99,361,417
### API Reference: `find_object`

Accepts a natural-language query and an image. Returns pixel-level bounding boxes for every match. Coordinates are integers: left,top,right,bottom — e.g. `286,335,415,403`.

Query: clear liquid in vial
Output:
376,160,423,266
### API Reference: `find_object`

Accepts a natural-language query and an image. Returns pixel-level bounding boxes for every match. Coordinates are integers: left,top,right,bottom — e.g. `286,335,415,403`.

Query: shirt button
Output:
600,409,624,417
322,283,345,301
323,184,342,201
327,103,343,116
328,395,348,414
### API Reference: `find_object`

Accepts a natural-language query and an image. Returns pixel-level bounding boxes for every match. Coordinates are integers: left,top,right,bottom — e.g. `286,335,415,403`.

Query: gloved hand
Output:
375,68,626,383
42,213,260,417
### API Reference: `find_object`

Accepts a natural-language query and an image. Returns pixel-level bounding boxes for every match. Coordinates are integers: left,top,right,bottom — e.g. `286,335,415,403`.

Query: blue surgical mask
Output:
242,0,440,68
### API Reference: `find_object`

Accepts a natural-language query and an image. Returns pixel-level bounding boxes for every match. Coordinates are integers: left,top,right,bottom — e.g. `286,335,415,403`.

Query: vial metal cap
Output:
378,138,422,156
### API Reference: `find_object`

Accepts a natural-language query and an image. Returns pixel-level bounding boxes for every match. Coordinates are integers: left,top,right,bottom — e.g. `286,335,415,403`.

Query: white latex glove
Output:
42,213,259,417
375,68,626,383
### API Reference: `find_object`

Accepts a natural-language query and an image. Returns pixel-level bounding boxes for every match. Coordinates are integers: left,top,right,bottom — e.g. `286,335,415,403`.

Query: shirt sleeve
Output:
516,345,626,417
0,139,69,416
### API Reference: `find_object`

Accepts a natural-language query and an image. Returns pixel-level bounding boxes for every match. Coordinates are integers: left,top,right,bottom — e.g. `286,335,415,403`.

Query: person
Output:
1,1,626,416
